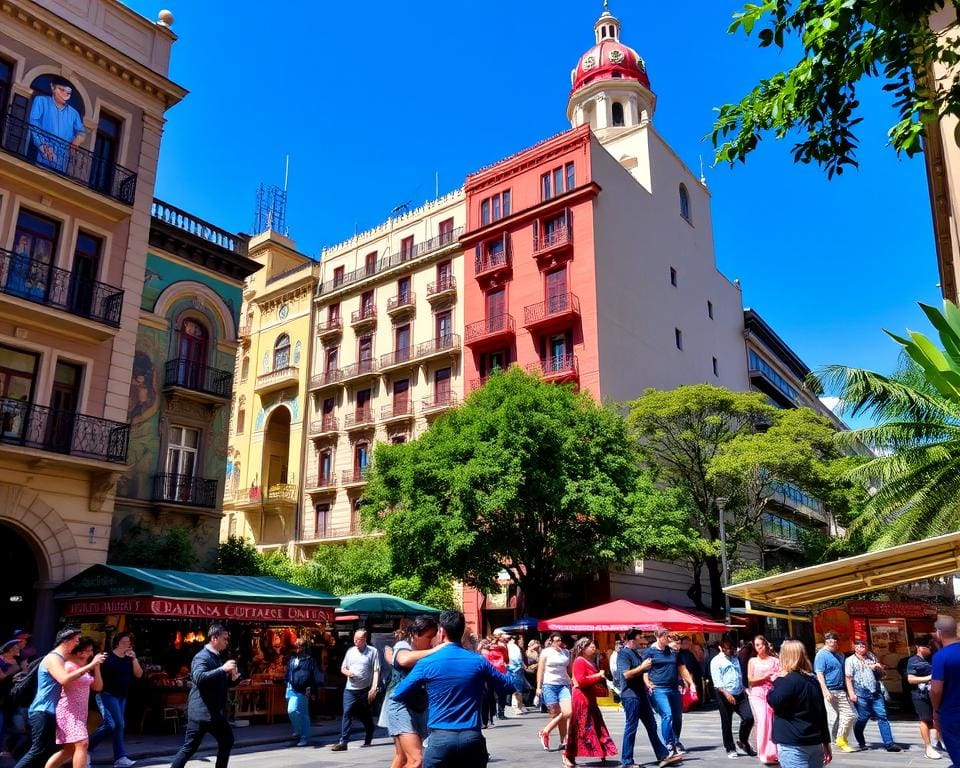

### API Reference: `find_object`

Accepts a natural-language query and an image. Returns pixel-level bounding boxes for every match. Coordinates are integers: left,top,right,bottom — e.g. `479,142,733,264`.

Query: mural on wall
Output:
141,253,241,324
28,75,85,173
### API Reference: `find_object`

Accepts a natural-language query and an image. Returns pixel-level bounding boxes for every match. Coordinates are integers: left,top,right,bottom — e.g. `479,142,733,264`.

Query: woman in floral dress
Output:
748,635,782,765
44,637,105,768
562,638,617,768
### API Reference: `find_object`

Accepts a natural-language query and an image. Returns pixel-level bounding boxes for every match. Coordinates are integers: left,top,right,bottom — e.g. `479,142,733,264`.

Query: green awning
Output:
54,565,338,623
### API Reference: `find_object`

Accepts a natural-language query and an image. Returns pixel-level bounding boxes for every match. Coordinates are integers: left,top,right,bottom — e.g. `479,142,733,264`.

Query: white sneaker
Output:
926,746,943,760
114,758,136,768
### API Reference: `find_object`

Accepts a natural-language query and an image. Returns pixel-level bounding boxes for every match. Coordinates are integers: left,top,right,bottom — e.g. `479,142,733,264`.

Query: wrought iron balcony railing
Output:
305,472,337,491
341,468,370,485
0,396,128,463
426,275,457,300
344,408,374,429
421,393,459,412
528,353,579,379
465,314,515,344
340,359,379,380
152,473,218,508
163,359,233,399
474,249,510,276
381,401,413,420
309,415,339,435
350,307,377,325
307,521,360,540
416,334,461,358
1,111,137,204
0,247,123,327
316,318,343,337
533,224,572,254
523,292,581,326
309,369,344,389
380,347,415,369
386,293,416,314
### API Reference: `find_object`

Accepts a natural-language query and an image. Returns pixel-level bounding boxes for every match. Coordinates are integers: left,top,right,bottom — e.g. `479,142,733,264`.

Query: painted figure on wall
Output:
128,351,158,423
29,77,86,172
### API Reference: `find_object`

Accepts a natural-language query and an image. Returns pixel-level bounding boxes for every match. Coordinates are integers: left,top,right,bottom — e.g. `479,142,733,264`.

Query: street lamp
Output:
716,496,731,626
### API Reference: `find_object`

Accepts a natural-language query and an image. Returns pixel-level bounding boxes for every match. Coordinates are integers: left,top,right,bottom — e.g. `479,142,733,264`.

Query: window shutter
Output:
565,207,573,235
532,219,539,248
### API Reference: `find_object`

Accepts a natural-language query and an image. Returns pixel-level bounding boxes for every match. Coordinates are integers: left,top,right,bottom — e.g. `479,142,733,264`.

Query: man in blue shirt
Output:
28,79,85,173
814,630,856,751
932,616,960,765
642,629,695,757
710,634,755,759
393,610,514,768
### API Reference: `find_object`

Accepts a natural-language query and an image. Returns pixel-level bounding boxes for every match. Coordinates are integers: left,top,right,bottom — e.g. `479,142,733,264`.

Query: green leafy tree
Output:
818,300,960,546
210,535,262,575
628,384,850,613
712,0,960,177
363,367,654,617
109,523,196,571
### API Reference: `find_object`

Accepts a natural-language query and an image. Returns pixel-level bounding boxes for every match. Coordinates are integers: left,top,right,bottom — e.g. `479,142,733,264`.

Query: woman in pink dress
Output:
44,637,105,768
748,635,781,765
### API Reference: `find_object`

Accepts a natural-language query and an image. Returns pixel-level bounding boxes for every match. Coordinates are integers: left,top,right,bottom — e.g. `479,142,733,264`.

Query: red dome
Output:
571,39,649,92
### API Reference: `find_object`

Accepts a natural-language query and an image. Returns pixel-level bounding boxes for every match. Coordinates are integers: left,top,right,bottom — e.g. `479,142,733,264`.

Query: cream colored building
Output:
299,191,465,558
0,0,183,641
221,230,318,551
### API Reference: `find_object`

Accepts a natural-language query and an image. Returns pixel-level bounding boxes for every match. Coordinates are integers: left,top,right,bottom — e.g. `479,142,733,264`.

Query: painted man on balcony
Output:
29,78,85,172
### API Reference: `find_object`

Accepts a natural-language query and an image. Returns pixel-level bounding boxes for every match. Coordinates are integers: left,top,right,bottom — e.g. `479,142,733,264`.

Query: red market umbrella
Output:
538,599,727,633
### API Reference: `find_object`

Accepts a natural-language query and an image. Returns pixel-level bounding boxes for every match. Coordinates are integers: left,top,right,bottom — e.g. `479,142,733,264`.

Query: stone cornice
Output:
3,0,187,108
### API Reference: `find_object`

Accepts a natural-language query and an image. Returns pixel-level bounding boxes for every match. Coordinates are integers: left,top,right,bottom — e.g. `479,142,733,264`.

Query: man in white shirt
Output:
505,634,527,714
331,630,380,751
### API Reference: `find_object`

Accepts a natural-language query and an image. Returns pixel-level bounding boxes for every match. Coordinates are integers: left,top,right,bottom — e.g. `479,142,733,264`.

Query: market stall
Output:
53,565,339,730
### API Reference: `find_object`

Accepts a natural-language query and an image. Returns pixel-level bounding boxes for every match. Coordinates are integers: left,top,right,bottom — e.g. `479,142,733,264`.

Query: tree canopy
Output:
362,367,656,617
628,384,854,612
712,0,960,177
818,300,960,546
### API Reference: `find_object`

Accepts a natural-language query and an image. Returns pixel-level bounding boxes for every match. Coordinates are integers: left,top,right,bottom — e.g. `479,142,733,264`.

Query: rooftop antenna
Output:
253,182,288,236
391,201,411,217
283,154,290,193
435,171,439,199
699,155,707,186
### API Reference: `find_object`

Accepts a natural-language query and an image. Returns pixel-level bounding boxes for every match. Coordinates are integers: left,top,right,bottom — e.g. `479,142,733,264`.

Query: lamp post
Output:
716,496,731,625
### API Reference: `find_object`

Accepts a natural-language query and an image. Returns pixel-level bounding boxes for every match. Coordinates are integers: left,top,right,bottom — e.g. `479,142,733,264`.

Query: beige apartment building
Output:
300,190,465,559
0,0,183,640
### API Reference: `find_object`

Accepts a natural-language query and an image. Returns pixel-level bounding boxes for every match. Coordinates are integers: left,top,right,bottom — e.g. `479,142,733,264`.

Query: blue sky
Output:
125,0,940,381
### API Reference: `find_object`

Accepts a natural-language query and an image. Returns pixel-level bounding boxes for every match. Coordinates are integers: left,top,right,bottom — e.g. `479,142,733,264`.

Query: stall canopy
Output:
724,531,960,609
496,616,540,634
335,592,439,616
539,599,727,633
54,565,339,623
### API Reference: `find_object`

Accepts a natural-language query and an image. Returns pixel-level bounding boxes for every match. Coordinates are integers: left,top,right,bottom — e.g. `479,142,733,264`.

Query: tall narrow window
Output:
612,101,625,127
393,379,410,413
553,167,564,196
400,236,415,260
315,503,330,537
328,302,340,322
436,309,452,342
333,265,345,286
358,335,373,367
502,190,511,216
486,288,505,331
395,324,410,360
365,252,377,275
361,290,374,317
240,355,249,381
492,195,501,221
12,209,60,302
679,184,691,222
481,199,490,226
325,346,339,374
92,111,122,193
70,232,102,317
437,260,452,289
565,163,575,191
397,276,411,303
541,172,552,201
0,57,13,115
670,267,677,287
236,396,246,434
166,425,199,503
177,319,208,388
675,328,683,350
707,300,714,319
435,367,452,402
273,334,290,370
438,218,454,242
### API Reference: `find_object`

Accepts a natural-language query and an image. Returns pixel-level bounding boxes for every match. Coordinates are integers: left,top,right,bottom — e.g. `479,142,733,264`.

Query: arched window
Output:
273,334,291,371
236,396,246,434
240,355,249,381
679,184,691,222
175,318,208,388
612,101,625,127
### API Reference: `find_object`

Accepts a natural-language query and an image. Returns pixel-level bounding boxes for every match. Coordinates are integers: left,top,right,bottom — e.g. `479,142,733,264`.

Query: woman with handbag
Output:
562,638,617,768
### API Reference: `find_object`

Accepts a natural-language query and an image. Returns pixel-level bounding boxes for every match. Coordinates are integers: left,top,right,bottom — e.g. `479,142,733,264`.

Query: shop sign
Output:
846,600,937,618
63,596,334,623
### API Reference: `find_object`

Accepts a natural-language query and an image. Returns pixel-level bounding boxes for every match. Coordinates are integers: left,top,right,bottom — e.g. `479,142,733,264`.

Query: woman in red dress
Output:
563,637,617,768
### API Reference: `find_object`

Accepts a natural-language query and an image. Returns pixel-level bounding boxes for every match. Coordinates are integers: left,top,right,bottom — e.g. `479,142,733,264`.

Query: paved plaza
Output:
108,707,936,768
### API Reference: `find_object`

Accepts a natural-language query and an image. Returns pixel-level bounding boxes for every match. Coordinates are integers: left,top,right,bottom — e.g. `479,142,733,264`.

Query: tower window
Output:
675,328,683,350
679,184,691,222
707,300,714,319
612,102,625,127
670,267,677,287
712,357,719,377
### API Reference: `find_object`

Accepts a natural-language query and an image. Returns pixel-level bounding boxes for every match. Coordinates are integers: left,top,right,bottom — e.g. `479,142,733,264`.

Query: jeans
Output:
650,686,683,749
715,690,755,752
423,728,488,768
621,694,668,765
339,687,373,745
170,717,234,768
13,712,56,768
777,743,825,768
286,691,310,742
89,692,128,759
852,688,894,747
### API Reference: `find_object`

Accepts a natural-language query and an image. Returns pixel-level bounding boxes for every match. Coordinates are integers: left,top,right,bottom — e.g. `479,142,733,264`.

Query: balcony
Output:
0,397,128,464
523,293,581,334
340,359,379,386
474,249,511,281
528,354,579,384
465,314,515,349
303,521,361,542
386,292,416,319
152,473,218,509
304,472,337,495
237,325,251,344
341,467,370,488
309,415,339,439
379,347,417,374
381,401,414,425
416,334,462,363
344,407,375,431
163,359,233,403
748,351,799,408
350,306,377,331
0,111,137,205
265,483,298,508
316,318,343,342
151,200,248,256
769,482,829,525
421,393,459,416
255,366,299,394
533,225,573,264
426,276,457,303
309,369,343,393
0,247,124,339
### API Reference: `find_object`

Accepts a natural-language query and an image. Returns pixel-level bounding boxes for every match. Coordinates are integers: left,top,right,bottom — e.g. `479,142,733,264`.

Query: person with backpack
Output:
14,628,107,768
284,639,322,747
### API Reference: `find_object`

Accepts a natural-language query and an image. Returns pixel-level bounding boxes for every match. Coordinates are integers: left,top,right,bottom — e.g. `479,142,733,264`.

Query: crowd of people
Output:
8,617,960,768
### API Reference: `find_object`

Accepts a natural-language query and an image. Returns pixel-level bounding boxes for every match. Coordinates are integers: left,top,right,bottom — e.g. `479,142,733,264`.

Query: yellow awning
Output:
724,531,960,609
